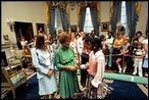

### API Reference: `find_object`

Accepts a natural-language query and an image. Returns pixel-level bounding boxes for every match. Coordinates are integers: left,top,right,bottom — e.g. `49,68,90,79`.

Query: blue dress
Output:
31,48,58,96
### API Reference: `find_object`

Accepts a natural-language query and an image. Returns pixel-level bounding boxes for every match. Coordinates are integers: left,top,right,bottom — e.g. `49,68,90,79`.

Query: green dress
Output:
55,45,79,98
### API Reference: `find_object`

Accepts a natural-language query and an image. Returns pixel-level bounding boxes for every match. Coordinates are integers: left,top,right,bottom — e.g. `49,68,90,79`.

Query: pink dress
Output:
87,50,106,88
87,51,97,76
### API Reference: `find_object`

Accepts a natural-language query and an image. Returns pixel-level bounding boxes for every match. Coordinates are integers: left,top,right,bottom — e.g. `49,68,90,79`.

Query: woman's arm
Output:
31,49,49,75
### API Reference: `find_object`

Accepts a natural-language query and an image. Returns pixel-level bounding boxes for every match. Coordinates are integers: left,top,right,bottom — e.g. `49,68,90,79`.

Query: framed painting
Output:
101,22,109,32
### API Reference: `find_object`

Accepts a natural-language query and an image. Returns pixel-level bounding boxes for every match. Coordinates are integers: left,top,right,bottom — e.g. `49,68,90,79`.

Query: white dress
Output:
142,39,148,68
90,50,106,88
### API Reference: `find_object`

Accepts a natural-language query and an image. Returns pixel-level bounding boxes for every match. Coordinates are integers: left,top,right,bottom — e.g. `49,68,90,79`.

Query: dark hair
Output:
108,31,113,36
136,31,142,36
83,34,92,44
133,38,139,42
99,35,105,41
91,30,95,33
75,33,80,38
91,38,102,50
35,33,46,50
137,42,143,49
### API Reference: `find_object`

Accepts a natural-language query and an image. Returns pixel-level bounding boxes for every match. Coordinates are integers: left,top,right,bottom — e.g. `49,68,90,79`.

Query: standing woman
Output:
31,33,57,98
55,33,79,99
105,31,114,68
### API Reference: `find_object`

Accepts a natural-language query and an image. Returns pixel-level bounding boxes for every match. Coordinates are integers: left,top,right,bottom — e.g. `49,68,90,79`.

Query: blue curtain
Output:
59,8,69,32
126,1,138,41
49,7,56,38
111,1,121,37
79,7,86,32
90,8,100,36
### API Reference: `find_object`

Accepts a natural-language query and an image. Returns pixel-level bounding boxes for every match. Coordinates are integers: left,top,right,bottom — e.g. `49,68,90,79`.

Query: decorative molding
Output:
78,1,87,9
90,1,98,10
48,1,69,9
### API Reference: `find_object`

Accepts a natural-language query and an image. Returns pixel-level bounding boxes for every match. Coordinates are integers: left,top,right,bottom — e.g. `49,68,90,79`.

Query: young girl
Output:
133,42,145,77
87,38,106,98
122,36,131,73
113,32,124,73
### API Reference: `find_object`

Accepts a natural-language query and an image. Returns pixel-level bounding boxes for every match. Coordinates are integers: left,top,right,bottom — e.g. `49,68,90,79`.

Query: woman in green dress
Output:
55,33,79,99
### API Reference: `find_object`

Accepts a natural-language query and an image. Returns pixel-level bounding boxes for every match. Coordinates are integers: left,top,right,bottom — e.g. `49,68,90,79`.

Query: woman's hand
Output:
64,65,79,71
74,64,80,69
69,66,77,71
47,70,53,77
63,66,70,71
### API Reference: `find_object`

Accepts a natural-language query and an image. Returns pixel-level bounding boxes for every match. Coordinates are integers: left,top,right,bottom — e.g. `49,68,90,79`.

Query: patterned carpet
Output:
4,74,147,99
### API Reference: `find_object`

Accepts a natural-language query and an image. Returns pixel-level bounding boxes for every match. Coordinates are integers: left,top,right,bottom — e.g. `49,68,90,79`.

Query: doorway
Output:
14,21,34,43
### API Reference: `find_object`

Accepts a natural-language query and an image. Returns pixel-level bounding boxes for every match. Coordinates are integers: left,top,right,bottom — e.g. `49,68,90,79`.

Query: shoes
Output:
133,72,136,75
122,68,126,73
145,73,148,77
91,80,102,88
97,95,103,99
118,68,122,73
79,84,86,92
41,95,49,99
139,74,143,77
53,92,60,99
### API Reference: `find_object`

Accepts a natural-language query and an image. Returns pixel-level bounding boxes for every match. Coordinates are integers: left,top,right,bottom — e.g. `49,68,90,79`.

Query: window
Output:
55,8,63,33
84,7,94,33
120,1,128,35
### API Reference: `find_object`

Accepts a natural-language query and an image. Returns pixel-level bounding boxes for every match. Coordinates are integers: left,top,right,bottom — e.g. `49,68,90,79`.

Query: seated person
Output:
23,45,32,69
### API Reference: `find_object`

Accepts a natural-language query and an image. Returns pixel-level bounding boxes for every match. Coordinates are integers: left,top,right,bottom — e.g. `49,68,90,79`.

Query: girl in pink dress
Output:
87,38,106,98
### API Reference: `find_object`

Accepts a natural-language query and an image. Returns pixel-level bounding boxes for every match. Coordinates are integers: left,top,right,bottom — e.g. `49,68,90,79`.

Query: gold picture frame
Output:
101,22,109,32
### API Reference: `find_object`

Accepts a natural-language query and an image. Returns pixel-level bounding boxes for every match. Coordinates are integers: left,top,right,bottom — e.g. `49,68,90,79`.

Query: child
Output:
87,38,106,98
122,36,131,73
113,32,124,73
133,42,145,77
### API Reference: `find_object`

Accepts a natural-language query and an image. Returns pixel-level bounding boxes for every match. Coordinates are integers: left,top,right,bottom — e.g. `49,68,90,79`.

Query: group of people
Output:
92,29,148,77
26,30,107,99
16,27,148,99
111,31,148,77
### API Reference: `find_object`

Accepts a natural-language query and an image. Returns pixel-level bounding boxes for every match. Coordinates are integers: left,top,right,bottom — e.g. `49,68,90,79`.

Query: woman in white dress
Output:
31,33,58,98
